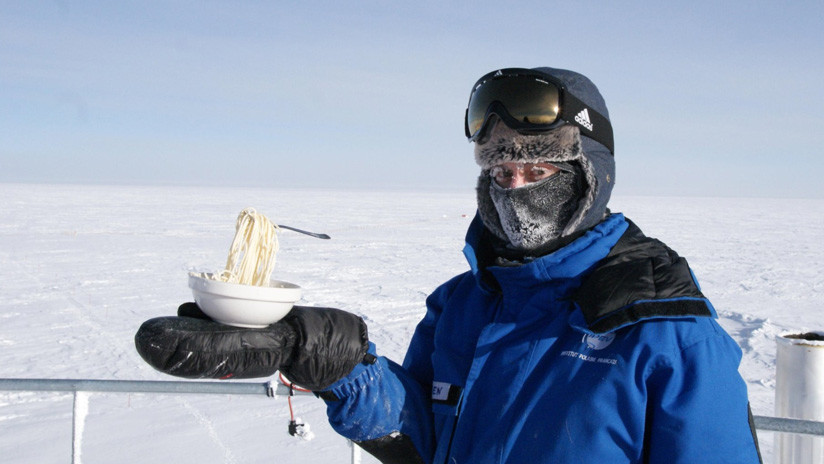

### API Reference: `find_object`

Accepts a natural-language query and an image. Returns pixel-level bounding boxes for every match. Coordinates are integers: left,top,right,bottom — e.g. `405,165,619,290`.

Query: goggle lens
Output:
467,76,561,137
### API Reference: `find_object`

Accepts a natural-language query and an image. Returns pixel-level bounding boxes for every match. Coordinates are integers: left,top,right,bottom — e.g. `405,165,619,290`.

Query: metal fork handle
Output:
276,224,331,240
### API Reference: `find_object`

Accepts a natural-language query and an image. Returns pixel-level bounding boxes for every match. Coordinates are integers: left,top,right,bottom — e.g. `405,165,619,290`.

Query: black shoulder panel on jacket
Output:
356,432,426,464
573,219,713,333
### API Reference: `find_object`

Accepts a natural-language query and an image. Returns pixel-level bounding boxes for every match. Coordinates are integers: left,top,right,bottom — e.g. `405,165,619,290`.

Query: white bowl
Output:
187,272,302,328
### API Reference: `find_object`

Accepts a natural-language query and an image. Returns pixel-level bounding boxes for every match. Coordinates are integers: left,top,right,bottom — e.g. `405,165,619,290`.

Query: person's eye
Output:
492,167,513,180
528,164,560,180
529,167,552,179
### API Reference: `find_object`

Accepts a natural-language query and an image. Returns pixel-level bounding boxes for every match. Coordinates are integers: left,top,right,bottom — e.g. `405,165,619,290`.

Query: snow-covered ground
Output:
1,183,822,463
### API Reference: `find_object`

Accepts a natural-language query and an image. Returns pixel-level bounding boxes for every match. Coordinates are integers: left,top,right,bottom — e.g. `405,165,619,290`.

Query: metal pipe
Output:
73,391,87,464
0,378,313,397
774,332,824,463
350,438,362,464
754,415,824,437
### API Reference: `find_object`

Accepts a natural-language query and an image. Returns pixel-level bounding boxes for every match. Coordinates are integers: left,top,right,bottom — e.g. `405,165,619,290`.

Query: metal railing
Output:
0,378,288,396
753,415,824,437
3,378,824,463
0,378,358,464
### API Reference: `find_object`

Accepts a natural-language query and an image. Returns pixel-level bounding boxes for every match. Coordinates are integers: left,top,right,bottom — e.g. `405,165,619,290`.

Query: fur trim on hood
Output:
474,123,581,170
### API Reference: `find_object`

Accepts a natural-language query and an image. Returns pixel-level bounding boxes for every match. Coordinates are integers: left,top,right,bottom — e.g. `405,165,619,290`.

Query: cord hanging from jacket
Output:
279,372,315,440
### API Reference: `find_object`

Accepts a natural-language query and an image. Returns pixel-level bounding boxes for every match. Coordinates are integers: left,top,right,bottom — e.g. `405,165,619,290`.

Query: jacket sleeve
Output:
644,323,762,463
320,286,450,464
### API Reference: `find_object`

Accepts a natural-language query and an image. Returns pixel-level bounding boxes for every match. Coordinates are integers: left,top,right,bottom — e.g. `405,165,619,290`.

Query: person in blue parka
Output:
136,66,763,464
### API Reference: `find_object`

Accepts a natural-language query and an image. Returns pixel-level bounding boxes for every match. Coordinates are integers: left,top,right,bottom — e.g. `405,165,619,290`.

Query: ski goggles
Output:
464,68,614,154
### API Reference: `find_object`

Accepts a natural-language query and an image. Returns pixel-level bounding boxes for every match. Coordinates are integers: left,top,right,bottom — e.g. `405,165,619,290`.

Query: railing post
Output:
775,332,824,464
72,390,89,464
349,439,362,464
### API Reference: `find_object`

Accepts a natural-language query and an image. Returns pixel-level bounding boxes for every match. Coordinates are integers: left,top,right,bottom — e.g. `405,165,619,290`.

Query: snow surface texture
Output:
1,184,822,463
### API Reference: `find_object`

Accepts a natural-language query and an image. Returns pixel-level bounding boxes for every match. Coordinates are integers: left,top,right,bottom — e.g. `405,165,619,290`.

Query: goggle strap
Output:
560,91,615,154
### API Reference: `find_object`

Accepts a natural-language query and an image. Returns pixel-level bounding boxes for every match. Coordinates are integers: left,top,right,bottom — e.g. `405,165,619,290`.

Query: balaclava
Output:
473,67,615,257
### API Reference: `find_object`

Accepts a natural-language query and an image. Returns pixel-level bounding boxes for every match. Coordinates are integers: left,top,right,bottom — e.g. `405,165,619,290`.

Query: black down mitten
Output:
135,303,371,391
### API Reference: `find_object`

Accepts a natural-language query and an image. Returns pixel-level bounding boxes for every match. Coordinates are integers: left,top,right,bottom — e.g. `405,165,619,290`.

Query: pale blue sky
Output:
2,1,823,197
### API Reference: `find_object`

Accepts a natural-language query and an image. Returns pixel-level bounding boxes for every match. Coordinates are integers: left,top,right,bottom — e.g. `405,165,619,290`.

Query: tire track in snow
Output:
717,308,784,414
177,398,238,464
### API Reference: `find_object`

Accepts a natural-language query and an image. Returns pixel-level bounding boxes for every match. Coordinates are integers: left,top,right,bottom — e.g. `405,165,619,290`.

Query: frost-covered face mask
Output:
477,162,584,253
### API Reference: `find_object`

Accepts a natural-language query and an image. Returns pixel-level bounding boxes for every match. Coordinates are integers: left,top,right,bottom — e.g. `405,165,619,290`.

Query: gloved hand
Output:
135,303,372,391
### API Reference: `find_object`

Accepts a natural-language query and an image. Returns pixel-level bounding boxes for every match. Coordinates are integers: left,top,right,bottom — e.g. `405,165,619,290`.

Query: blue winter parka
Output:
322,213,761,463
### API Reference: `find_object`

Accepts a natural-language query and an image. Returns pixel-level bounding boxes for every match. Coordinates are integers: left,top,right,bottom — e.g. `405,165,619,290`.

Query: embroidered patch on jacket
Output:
583,332,615,350
559,333,619,365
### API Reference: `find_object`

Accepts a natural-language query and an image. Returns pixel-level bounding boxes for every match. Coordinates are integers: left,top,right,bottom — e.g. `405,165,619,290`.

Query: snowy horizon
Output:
3,180,822,201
